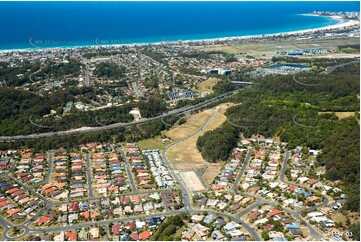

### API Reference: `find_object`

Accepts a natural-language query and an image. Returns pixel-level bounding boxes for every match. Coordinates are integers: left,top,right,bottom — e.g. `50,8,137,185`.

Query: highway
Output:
0,88,246,141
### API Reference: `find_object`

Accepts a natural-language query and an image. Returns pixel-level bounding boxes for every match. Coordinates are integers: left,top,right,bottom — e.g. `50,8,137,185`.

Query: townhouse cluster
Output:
182,214,250,241
0,155,11,173
245,204,304,240
44,216,165,241
68,153,87,199
242,147,281,191
0,178,43,222
142,149,174,188
124,143,155,190
213,148,245,190
92,151,129,197
38,153,68,200
14,152,47,185
195,192,252,213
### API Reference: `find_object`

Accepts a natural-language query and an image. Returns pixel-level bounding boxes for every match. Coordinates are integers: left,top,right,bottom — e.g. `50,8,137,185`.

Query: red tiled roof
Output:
308,179,319,185
112,224,121,235
267,208,281,217
288,185,295,192
125,221,135,230
66,232,77,241
263,224,272,231
7,208,21,215
38,216,52,225
139,230,151,240
130,232,139,240
214,185,224,190
0,201,11,207
6,188,19,194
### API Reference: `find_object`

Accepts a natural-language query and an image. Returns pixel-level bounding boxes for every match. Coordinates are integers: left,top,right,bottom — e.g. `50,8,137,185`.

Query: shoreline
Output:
0,15,358,53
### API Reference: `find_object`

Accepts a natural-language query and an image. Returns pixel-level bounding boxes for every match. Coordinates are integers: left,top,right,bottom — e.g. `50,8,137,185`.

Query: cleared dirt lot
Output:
203,163,223,185
168,103,233,170
179,171,206,192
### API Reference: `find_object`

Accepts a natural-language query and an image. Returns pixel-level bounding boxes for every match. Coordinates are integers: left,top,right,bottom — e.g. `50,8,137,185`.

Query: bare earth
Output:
318,111,356,119
203,163,223,185
168,103,233,170
179,171,206,192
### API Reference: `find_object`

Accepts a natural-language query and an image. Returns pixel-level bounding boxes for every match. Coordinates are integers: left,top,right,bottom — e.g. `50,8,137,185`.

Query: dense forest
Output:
150,215,186,241
0,60,39,86
0,88,170,135
0,59,82,87
37,60,82,79
197,63,360,161
197,124,239,162
138,97,168,118
317,125,360,212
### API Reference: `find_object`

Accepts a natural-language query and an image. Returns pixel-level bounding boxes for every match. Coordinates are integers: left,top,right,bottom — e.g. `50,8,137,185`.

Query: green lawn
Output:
137,136,171,151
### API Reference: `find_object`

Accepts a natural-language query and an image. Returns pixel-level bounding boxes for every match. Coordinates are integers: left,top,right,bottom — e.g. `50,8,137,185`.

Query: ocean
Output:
0,1,359,50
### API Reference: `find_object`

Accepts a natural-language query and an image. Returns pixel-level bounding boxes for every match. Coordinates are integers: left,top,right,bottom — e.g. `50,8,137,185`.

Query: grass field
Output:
164,110,213,142
331,211,360,225
318,112,356,119
197,37,360,58
137,109,213,150
203,163,223,185
167,103,233,170
137,136,171,150
193,77,218,94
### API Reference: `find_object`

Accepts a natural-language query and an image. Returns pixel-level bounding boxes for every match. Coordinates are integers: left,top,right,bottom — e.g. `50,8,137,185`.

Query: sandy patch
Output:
203,163,223,185
318,111,356,119
179,171,206,192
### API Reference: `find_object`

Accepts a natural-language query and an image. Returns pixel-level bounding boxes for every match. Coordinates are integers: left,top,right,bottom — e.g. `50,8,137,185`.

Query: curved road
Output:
161,109,217,210
0,108,262,241
161,109,261,241
321,59,360,74
280,151,329,211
